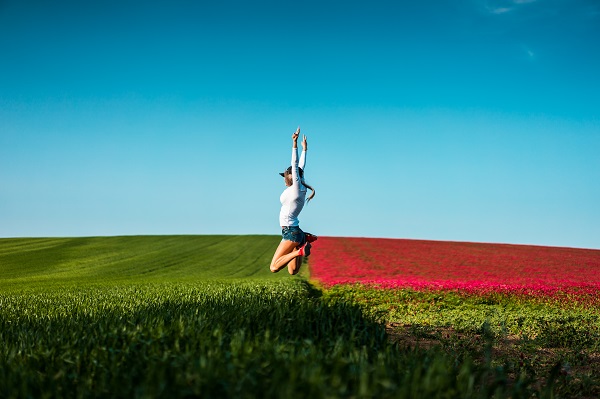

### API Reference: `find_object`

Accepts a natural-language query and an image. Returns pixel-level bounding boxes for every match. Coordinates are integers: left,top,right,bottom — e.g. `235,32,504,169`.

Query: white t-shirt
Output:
279,147,307,227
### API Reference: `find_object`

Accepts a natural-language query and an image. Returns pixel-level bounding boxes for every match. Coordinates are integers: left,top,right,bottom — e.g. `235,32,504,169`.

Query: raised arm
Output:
291,127,301,188
299,135,307,170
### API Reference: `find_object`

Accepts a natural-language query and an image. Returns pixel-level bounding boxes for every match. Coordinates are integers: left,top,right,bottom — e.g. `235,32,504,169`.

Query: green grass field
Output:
0,235,281,285
1,236,597,398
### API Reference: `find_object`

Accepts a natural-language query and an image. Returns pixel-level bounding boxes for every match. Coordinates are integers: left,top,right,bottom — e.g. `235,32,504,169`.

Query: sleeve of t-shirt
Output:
291,147,301,189
299,150,306,171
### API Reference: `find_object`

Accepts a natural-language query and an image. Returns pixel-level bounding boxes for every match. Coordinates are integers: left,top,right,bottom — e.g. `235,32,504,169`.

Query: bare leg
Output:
287,255,304,275
270,240,302,273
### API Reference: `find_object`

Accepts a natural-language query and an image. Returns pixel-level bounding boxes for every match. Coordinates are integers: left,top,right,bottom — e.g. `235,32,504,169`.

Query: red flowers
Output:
310,237,600,303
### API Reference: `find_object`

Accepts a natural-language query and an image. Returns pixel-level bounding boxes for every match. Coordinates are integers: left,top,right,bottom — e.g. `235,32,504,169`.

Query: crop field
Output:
311,237,600,398
310,237,600,299
1,235,599,398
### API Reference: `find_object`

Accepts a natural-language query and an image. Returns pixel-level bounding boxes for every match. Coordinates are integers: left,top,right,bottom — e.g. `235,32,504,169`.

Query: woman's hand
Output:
292,126,300,148
301,135,307,151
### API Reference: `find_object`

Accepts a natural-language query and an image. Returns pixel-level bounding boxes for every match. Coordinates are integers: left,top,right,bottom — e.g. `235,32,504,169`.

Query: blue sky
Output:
1,0,599,249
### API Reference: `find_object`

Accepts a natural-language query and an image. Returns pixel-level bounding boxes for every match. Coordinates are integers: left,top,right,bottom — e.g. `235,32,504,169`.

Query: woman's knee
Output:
270,261,280,273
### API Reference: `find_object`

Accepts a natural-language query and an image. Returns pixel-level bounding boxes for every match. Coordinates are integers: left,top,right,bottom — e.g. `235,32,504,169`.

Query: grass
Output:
1,235,594,398
0,235,280,284
325,284,600,397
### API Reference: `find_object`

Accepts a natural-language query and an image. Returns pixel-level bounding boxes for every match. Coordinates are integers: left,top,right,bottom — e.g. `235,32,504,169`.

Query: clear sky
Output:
1,0,599,249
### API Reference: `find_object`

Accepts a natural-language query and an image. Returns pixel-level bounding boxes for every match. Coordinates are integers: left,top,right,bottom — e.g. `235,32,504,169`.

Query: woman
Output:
269,127,316,275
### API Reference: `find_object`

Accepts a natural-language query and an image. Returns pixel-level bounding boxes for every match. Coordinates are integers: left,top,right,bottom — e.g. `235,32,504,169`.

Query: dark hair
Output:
303,180,316,202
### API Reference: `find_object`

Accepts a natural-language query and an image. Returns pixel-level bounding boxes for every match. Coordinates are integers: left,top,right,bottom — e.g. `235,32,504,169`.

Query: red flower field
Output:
310,237,600,302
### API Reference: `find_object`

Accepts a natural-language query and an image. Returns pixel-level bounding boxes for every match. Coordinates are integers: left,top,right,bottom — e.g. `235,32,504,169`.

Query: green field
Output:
0,235,281,285
1,236,597,398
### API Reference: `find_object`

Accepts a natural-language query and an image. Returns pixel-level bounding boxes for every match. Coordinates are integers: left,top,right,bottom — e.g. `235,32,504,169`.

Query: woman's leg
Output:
287,255,304,275
270,240,302,273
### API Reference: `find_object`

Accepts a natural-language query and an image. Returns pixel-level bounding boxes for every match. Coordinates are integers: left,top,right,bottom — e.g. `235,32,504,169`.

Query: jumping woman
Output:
269,127,316,275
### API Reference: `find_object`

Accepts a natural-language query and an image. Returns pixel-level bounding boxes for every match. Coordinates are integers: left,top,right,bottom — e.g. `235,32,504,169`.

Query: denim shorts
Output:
281,226,306,244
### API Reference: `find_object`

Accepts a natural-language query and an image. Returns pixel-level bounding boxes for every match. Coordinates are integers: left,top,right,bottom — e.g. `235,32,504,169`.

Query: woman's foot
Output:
305,233,318,243
298,242,312,257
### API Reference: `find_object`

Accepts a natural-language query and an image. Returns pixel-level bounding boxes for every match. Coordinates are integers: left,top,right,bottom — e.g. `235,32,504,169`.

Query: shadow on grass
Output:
0,279,564,399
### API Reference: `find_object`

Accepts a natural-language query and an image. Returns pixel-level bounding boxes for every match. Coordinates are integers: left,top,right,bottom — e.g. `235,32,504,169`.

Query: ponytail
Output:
302,180,316,202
